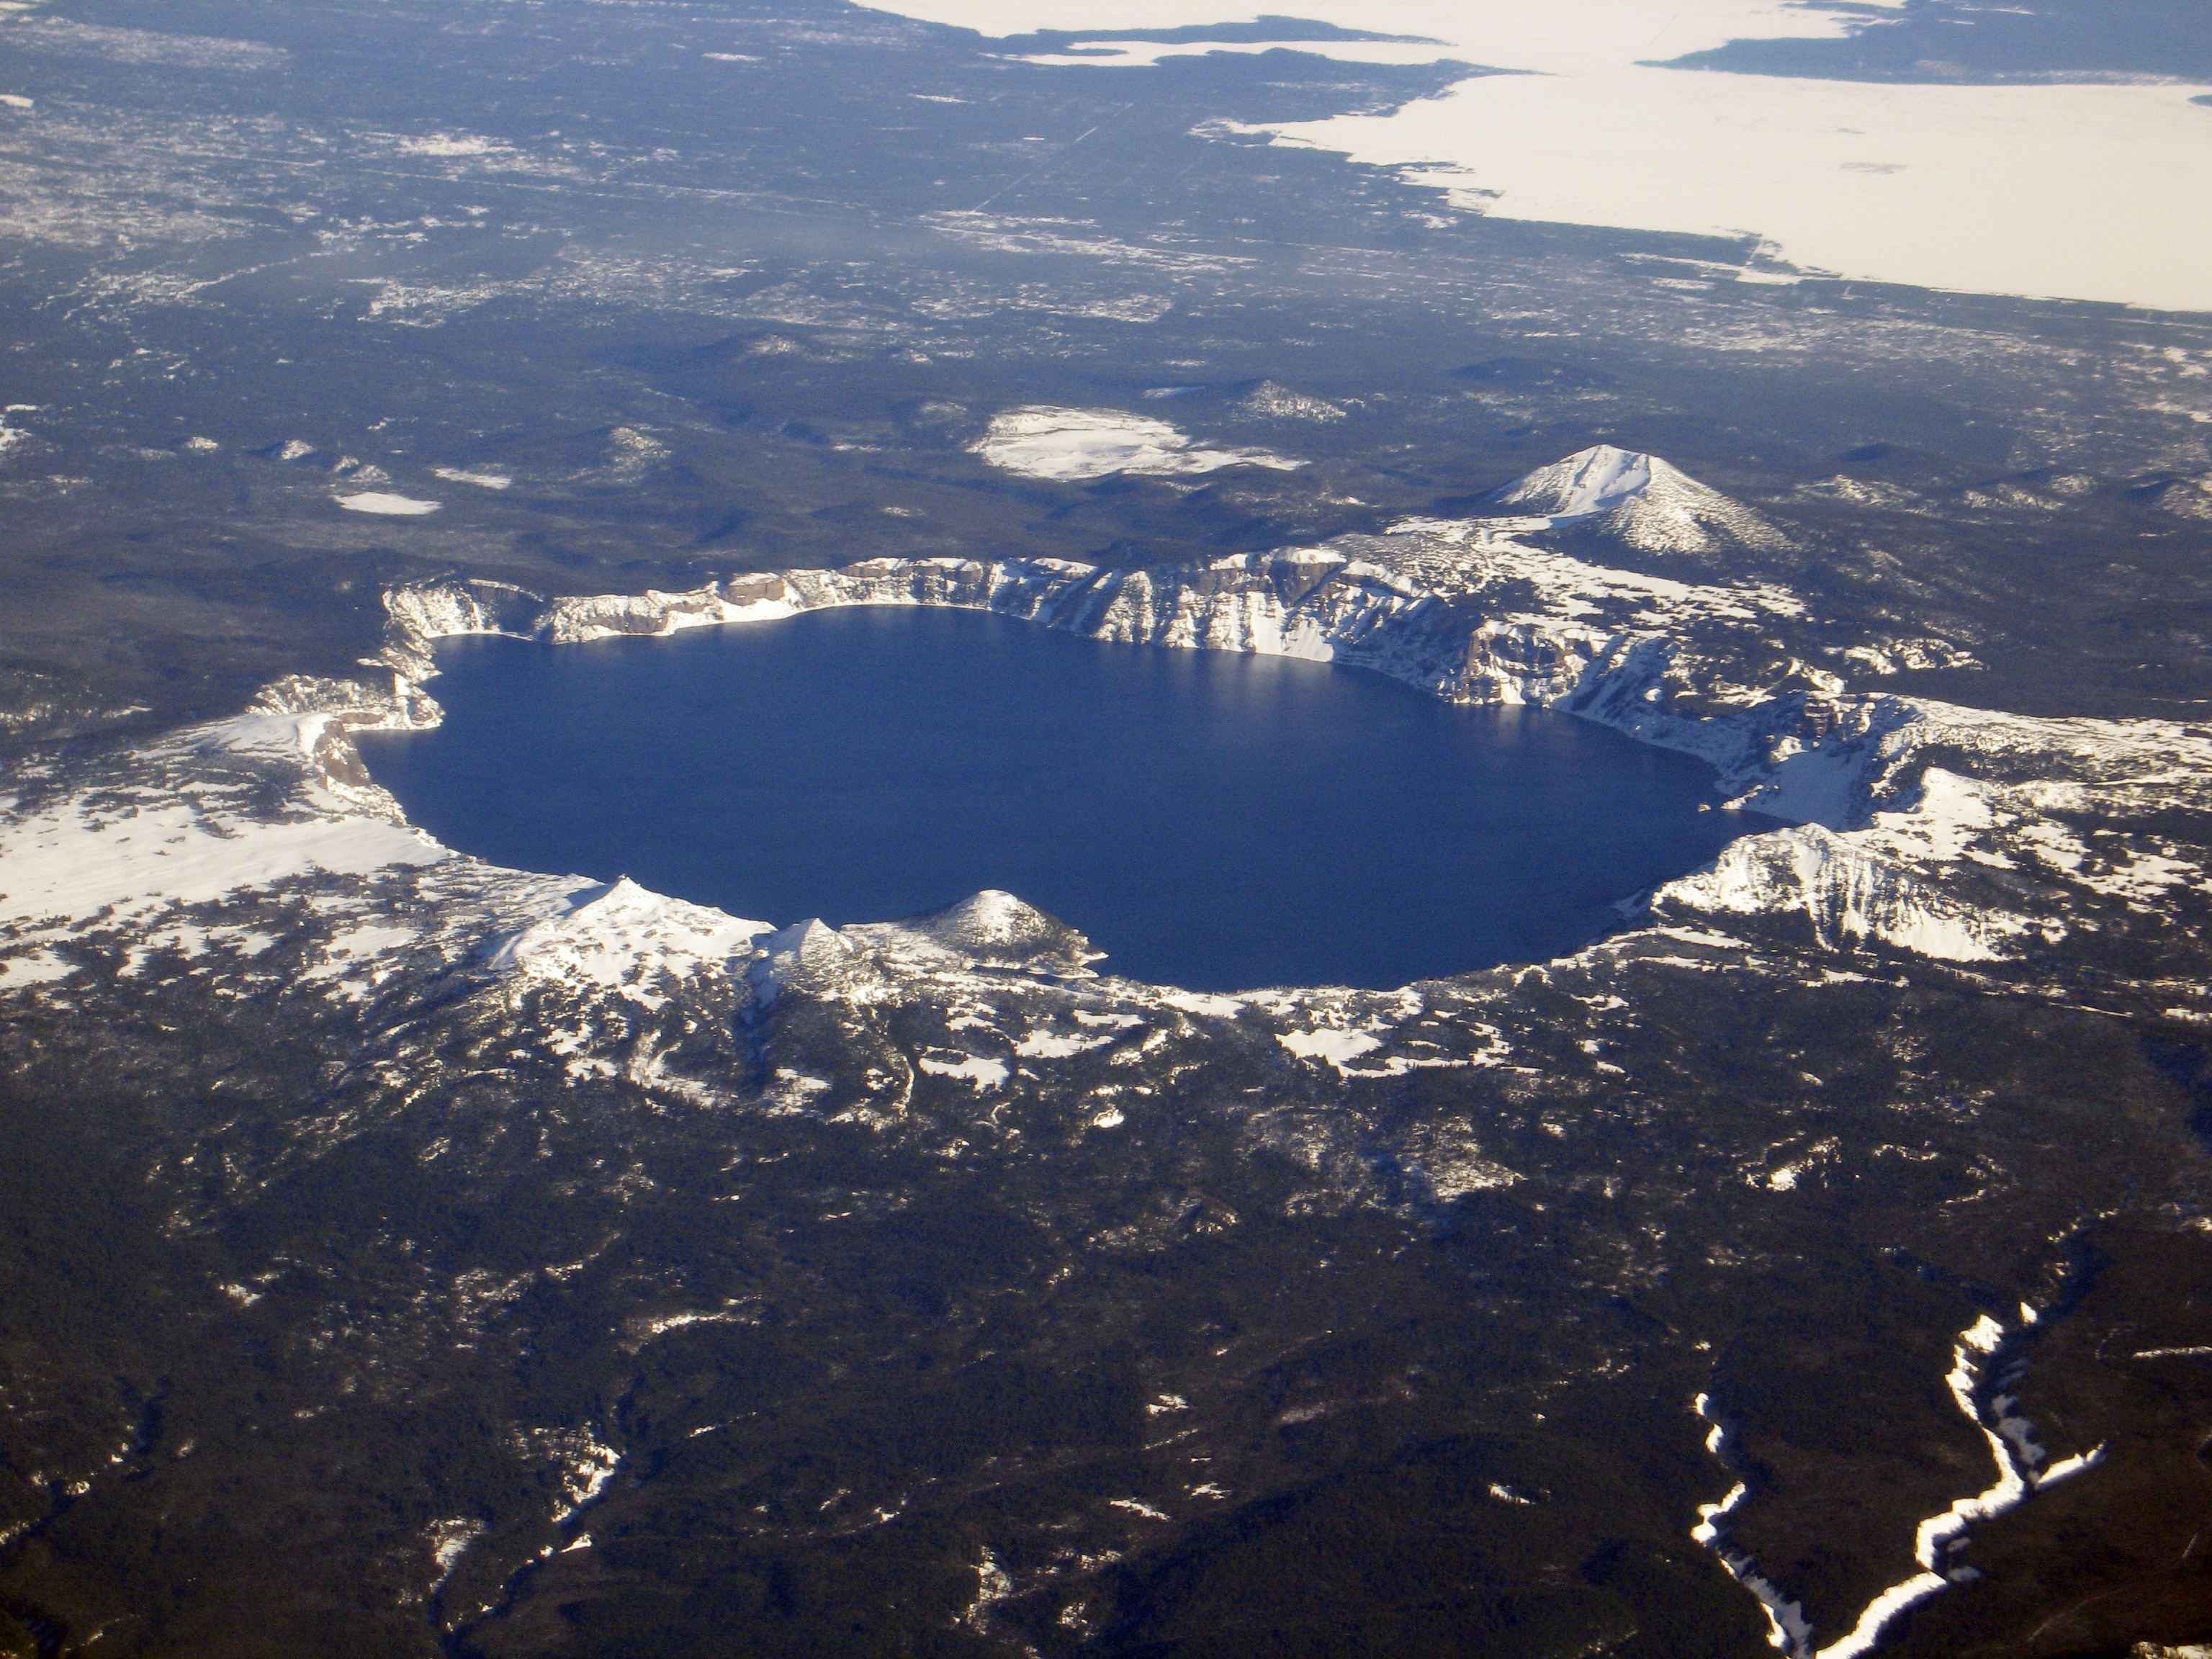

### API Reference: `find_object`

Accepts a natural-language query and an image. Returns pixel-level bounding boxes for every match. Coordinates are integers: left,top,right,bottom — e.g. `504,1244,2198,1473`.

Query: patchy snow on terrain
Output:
915,1051,1012,1089
1274,1027,1383,1069
8,16,289,71
0,493,2196,1648
0,746,445,932
973,405,1302,481
1228,380,1346,423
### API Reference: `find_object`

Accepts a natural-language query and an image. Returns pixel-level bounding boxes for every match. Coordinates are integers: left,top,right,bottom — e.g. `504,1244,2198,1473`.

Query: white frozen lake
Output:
871,0,2212,314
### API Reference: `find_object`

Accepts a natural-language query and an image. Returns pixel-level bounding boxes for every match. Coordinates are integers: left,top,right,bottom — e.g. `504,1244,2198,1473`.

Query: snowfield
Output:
337,491,443,516
868,0,2212,313
972,406,1303,481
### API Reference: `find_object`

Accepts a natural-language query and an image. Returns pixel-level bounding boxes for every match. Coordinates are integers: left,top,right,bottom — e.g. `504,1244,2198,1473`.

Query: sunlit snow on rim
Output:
871,0,2212,314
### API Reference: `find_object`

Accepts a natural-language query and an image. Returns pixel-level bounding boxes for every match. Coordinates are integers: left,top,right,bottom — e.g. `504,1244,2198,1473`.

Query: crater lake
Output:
360,606,1780,990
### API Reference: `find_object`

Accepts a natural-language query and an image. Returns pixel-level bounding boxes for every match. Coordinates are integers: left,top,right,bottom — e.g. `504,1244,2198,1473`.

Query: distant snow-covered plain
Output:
869,0,2212,313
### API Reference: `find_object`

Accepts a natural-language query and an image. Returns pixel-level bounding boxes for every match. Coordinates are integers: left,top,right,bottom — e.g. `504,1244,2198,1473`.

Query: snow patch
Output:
426,1518,485,1588
974,406,1301,482
338,492,441,516
490,878,773,1009
1275,1028,1383,1069
0,779,446,932
0,950,76,989
1727,749,1859,829
397,133,499,157
917,1051,1011,1089
1231,380,1346,423
1107,1498,1169,1521
1015,1029,1114,1058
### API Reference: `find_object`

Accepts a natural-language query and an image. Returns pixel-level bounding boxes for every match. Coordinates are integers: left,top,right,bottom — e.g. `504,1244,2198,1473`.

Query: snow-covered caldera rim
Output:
352,518,2212,973
7,476,2210,1015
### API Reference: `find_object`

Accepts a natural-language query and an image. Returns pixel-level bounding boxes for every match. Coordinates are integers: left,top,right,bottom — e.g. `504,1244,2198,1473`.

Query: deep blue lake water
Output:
360,607,1775,991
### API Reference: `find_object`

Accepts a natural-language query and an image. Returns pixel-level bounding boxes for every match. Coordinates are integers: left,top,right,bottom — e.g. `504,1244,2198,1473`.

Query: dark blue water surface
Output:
360,608,1774,991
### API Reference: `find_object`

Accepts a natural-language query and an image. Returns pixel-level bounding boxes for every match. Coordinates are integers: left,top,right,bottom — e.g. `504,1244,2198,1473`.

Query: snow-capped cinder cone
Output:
1490,444,1788,555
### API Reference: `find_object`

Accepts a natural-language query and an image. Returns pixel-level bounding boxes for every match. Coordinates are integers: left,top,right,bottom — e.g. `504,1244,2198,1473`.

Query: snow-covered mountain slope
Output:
1484,443,1789,555
845,889,1105,979
1493,444,1658,518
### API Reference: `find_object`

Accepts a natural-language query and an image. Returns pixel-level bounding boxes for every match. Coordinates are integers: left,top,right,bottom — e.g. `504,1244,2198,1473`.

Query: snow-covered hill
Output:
1485,444,1789,555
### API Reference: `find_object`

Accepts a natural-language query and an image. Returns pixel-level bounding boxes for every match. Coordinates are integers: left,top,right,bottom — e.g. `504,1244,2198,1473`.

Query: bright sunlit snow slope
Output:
866,0,2212,313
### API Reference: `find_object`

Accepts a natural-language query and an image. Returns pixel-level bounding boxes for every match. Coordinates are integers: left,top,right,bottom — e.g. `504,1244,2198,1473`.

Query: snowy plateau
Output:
971,405,1303,481
874,0,2212,312
3,448,2210,1655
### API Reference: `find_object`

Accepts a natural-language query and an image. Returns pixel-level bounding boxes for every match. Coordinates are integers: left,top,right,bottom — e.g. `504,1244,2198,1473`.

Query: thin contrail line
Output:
1636,9,1685,58
973,105,1130,212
